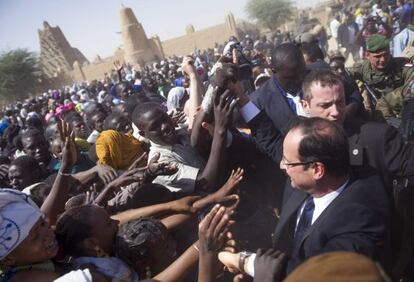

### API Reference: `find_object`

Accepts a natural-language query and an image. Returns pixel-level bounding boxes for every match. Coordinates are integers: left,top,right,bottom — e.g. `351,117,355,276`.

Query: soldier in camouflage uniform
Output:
350,34,414,121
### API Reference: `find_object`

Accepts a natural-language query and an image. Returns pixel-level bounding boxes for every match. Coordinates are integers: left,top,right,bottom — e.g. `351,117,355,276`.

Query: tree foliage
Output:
246,0,294,30
0,49,40,102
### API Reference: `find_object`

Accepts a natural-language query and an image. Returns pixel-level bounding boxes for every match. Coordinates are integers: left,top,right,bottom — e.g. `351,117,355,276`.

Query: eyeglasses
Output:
281,156,317,168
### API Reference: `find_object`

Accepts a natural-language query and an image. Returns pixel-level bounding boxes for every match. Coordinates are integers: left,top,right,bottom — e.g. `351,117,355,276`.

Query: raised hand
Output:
107,167,144,189
253,248,287,282
181,56,196,77
169,110,187,126
102,152,147,187
58,119,77,173
96,164,118,184
220,168,244,195
145,152,178,182
214,90,238,134
198,205,232,254
193,168,243,211
113,60,124,73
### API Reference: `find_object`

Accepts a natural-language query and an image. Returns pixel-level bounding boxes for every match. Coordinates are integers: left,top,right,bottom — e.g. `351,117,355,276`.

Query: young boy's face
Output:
137,108,178,146
112,115,132,134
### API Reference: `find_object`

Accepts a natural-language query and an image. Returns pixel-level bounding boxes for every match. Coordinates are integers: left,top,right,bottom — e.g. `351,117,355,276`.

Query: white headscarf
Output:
166,87,186,111
0,189,43,260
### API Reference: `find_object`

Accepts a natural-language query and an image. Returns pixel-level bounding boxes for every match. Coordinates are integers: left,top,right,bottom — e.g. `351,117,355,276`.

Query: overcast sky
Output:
0,0,323,61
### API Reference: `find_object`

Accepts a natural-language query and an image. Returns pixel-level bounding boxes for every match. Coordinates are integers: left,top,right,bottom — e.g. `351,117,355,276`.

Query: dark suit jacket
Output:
248,114,412,275
248,113,414,186
250,76,297,136
273,171,392,274
248,111,284,163
345,119,414,187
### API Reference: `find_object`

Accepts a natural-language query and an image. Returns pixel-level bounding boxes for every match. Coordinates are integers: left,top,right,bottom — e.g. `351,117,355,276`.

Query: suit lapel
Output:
293,178,354,255
274,187,308,240
269,76,296,130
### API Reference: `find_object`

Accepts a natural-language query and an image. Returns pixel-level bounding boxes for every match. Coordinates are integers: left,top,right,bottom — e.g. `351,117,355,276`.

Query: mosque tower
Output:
119,7,161,67
38,21,89,78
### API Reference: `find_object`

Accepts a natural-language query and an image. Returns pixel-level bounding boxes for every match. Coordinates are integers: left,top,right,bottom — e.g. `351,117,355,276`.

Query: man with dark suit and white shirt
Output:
217,117,391,280
274,117,391,274
232,69,414,279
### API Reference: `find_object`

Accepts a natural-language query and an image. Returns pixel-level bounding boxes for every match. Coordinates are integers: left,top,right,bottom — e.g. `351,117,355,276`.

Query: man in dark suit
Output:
274,117,391,275
248,69,413,278
216,117,391,280
299,70,414,278
249,43,307,136
243,70,414,189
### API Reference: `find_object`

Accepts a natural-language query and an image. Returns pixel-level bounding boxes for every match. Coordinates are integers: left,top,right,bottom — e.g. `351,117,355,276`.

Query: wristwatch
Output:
239,251,253,274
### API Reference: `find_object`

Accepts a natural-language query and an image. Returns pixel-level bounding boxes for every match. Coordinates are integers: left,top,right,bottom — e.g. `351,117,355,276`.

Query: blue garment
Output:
293,197,315,252
402,3,413,24
132,84,142,93
273,79,299,114
392,27,414,57
0,120,9,135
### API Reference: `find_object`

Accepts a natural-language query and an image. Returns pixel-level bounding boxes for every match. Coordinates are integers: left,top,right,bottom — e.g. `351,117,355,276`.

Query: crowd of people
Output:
3,0,414,281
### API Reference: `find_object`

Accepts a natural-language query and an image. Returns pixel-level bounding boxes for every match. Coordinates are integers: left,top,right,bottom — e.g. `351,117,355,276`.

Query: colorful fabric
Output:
75,137,91,152
96,130,144,170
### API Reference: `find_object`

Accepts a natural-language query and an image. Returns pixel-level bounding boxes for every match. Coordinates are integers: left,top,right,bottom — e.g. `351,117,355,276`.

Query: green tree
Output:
0,49,40,102
246,0,294,30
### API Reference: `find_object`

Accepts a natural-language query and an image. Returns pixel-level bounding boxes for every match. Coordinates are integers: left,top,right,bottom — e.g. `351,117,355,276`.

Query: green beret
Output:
366,34,390,52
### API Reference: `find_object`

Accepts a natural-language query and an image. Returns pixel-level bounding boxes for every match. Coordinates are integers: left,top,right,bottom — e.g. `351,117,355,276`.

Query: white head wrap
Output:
166,87,186,111
97,90,106,104
78,89,90,101
0,189,43,260
223,41,237,56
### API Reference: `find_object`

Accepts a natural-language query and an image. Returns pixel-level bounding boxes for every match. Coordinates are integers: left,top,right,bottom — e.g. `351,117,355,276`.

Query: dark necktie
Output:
293,197,315,252
285,95,297,114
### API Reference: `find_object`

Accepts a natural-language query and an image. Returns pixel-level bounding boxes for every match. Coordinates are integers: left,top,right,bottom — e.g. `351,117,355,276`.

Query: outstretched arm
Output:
231,81,284,162
198,205,233,282
41,120,77,225
194,91,237,192
111,196,199,225
181,56,205,130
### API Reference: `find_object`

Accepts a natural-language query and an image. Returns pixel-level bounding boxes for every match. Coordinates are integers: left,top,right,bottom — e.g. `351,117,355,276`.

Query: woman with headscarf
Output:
166,87,188,112
0,121,107,282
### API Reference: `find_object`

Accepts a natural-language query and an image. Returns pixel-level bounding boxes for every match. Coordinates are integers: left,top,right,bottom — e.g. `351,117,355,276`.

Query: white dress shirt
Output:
245,179,350,278
239,100,307,124
295,179,350,230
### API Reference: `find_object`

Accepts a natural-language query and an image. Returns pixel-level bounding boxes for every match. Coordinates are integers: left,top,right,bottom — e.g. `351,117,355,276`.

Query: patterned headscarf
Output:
0,189,43,259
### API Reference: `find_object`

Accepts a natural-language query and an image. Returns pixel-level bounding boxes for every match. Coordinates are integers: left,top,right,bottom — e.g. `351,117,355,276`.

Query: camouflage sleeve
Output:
348,62,364,81
396,62,414,100
402,63,414,86
379,62,414,117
